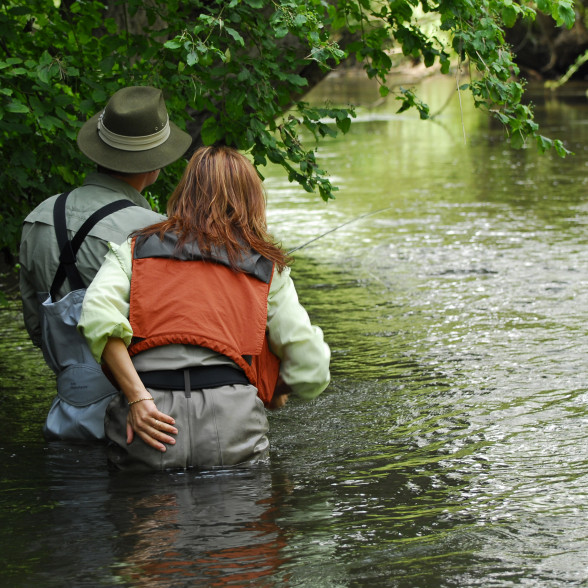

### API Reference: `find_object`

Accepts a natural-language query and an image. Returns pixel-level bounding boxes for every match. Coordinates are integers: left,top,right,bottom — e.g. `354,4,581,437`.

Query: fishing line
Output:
287,207,394,254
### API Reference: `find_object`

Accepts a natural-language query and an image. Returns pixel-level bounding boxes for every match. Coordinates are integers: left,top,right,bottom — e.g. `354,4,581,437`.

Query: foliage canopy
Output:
0,0,576,257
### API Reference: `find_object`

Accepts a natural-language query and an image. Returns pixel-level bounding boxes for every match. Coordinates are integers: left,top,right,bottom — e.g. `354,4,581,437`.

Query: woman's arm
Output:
267,267,331,400
102,337,177,451
79,241,176,451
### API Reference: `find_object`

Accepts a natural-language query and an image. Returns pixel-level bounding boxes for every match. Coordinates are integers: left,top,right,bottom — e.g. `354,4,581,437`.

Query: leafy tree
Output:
0,0,576,260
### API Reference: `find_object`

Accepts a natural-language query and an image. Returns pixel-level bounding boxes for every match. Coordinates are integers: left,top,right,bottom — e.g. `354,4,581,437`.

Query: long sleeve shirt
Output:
78,240,331,401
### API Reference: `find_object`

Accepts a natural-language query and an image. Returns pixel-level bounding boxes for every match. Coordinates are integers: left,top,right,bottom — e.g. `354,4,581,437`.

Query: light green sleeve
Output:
78,239,134,363
267,266,331,400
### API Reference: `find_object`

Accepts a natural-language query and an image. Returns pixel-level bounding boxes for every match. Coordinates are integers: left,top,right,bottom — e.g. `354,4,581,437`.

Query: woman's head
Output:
137,145,289,270
168,145,267,239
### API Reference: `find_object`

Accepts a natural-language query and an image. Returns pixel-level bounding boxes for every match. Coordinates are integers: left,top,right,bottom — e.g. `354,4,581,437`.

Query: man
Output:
19,86,192,441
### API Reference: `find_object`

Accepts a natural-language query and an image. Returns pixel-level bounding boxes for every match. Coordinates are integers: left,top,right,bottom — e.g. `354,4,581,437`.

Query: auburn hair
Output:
134,145,290,271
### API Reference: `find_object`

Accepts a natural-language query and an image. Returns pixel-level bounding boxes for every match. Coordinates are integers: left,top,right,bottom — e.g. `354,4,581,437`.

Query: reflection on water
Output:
2,75,588,586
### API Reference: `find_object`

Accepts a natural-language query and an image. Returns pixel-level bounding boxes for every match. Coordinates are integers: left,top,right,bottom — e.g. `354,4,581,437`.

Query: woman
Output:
78,146,330,471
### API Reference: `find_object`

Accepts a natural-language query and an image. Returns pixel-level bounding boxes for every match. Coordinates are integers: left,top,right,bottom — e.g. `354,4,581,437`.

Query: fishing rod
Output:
287,207,394,254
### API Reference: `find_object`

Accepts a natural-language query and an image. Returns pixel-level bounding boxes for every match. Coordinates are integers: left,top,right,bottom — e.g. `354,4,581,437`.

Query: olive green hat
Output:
77,86,192,173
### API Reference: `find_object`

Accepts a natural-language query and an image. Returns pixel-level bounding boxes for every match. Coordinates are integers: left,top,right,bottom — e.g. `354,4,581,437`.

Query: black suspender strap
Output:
51,190,78,298
50,190,137,300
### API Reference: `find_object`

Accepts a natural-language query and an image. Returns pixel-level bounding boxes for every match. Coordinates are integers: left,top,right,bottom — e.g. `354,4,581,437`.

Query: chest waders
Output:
39,190,136,441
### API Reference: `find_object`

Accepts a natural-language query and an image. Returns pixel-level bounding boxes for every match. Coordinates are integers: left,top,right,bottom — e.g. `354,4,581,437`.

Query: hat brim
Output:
77,111,193,173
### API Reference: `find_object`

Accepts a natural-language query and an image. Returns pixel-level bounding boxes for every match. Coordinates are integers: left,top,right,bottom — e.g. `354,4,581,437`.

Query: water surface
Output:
1,75,588,587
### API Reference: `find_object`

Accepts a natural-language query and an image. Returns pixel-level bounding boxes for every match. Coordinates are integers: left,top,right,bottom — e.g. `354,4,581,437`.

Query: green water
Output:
1,75,588,586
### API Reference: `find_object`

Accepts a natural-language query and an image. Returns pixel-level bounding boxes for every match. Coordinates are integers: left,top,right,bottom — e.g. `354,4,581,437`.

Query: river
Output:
1,74,587,587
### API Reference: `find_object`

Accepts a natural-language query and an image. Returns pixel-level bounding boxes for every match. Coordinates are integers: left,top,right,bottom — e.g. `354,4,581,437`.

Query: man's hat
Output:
77,86,192,173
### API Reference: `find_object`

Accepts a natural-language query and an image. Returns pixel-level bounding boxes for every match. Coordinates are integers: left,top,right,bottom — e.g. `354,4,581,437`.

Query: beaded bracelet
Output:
128,396,154,406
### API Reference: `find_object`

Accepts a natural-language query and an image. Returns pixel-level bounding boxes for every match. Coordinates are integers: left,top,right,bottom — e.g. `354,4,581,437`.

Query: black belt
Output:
137,365,249,397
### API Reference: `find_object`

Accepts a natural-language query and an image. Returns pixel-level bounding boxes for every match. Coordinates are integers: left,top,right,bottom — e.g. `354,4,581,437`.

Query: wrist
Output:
127,395,154,407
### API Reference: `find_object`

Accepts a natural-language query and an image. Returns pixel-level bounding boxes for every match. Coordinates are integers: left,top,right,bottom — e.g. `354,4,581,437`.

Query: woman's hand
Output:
268,393,289,410
126,398,177,452
268,376,292,410
102,337,178,452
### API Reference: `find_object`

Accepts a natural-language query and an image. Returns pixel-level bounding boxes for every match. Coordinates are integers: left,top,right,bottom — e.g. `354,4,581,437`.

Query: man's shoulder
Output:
23,182,164,231
106,204,164,229
69,194,162,247
23,194,61,224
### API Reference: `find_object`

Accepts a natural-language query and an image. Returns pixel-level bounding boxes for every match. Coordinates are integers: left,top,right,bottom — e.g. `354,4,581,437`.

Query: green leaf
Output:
186,51,198,66
37,67,51,84
293,14,307,27
237,68,251,82
201,116,223,145
39,51,52,67
536,135,551,154
510,130,525,149
5,101,29,114
336,116,351,133
38,114,64,131
558,4,575,29
536,0,549,12
225,27,244,46
164,39,183,50
91,89,108,103
0,57,23,69
274,26,289,39
285,73,308,87
502,5,518,28
553,139,572,157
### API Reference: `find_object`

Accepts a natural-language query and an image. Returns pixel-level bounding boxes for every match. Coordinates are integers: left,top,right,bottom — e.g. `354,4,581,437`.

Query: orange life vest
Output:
127,234,280,405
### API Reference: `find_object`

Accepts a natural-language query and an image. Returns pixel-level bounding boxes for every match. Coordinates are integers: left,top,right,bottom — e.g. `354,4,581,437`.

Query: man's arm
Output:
19,264,42,347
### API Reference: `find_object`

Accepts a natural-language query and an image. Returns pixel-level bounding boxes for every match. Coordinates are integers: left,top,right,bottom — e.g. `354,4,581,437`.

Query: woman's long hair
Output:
134,145,290,271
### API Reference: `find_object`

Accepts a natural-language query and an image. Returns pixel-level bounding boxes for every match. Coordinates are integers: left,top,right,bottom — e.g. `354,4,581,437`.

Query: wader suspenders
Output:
49,190,137,300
